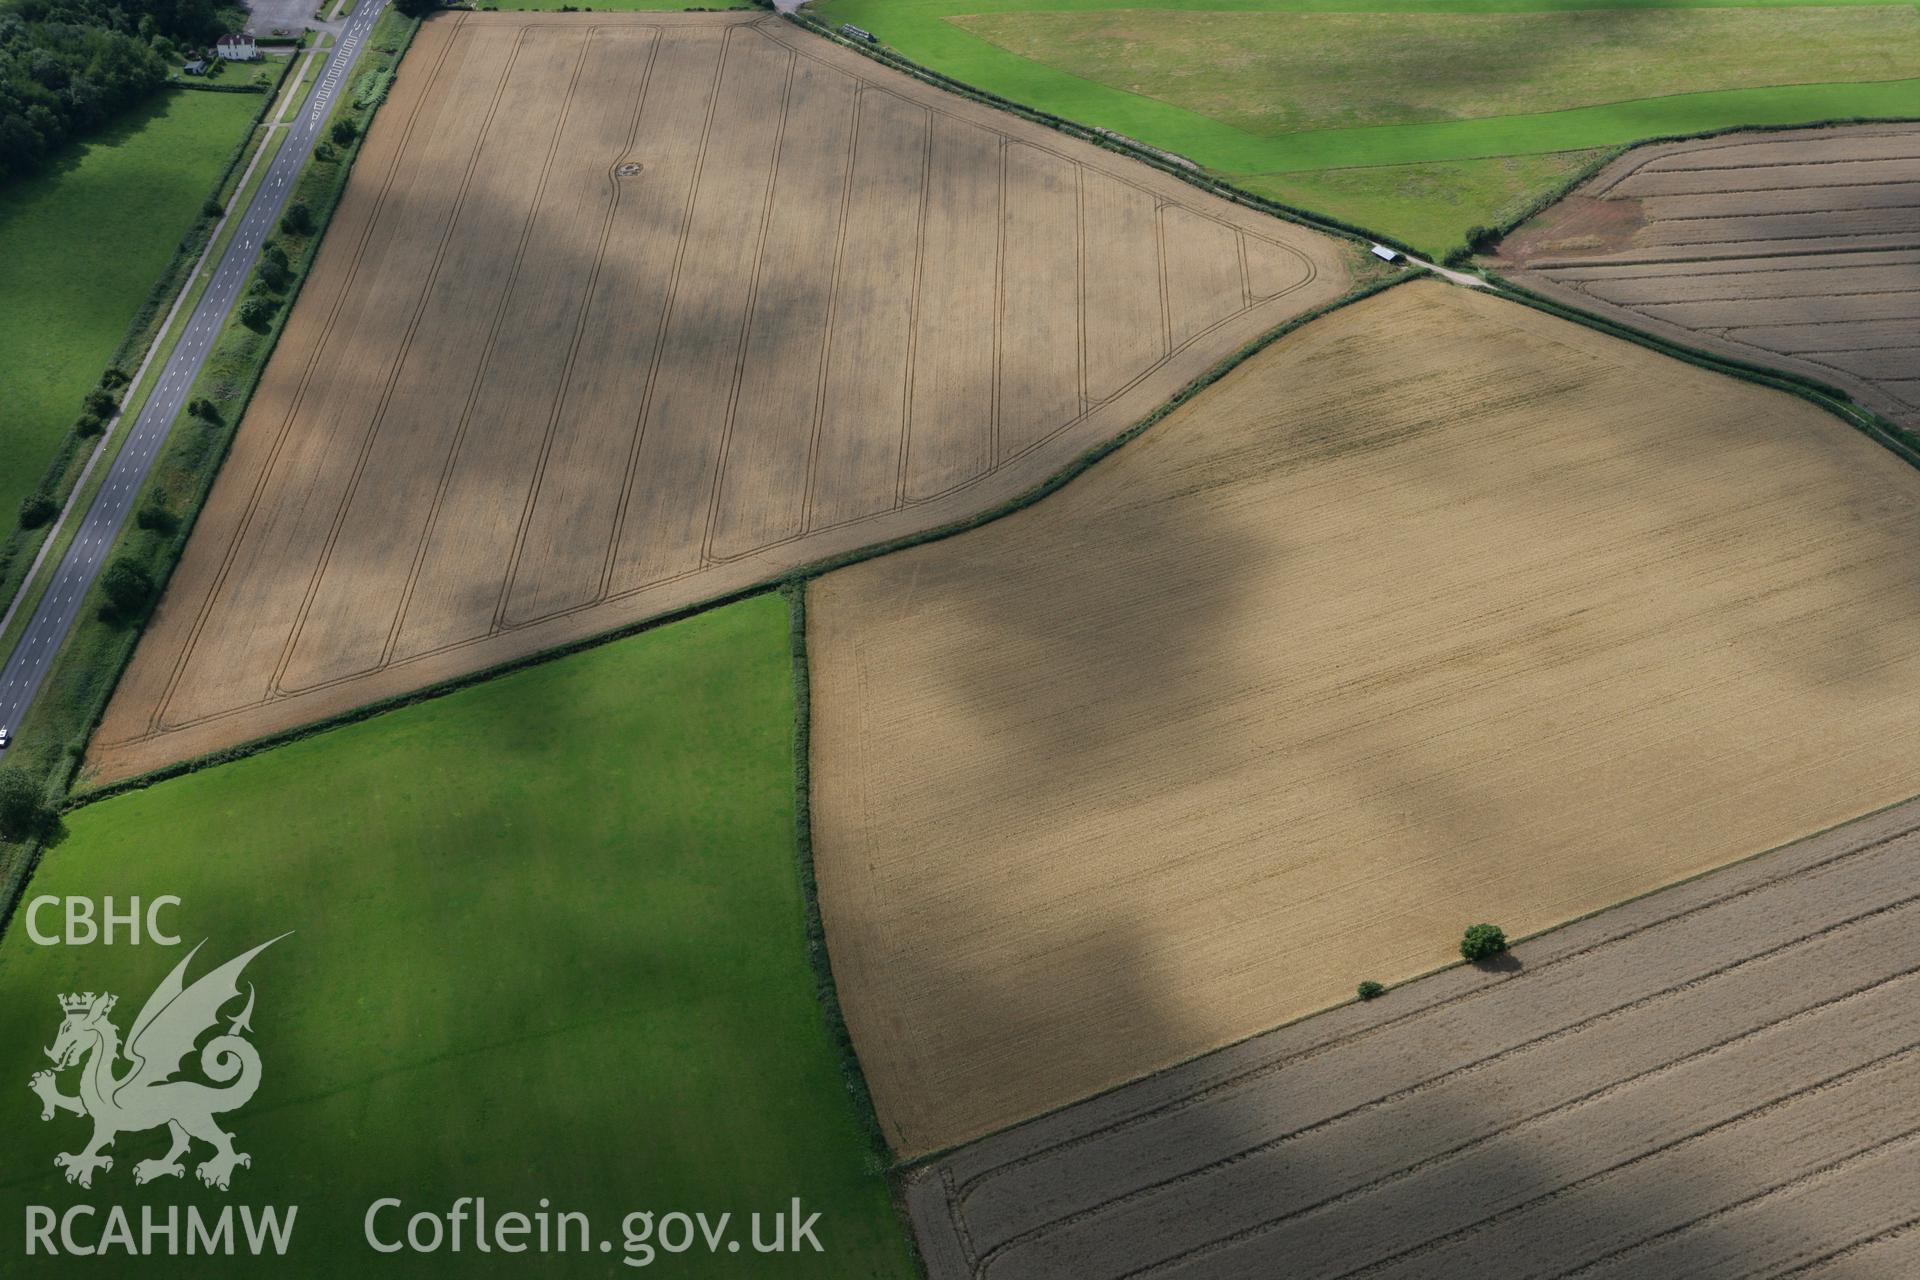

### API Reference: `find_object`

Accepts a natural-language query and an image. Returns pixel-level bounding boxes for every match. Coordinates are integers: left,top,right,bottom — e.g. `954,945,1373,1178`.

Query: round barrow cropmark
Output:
615,162,643,178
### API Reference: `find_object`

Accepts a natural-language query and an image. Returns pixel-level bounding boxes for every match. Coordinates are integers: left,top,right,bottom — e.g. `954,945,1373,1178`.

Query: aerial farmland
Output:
908,797,1920,1279
1498,123,1920,428
1,0,1916,1275
810,0,1920,256
809,281,1920,1155
84,9,1351,785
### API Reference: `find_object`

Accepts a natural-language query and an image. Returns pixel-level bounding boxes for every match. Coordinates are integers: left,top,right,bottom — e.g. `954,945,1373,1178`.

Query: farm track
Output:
1499,123,1919,428
807,281,1920,1156
85,8,1349,785
906,794,1920,1280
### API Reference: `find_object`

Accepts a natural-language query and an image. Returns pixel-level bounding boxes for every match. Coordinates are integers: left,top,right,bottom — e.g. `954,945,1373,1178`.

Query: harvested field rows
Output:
1499,124,1919,427
808,282,1920,1155
906,796,1920,1280
87,9,1348,784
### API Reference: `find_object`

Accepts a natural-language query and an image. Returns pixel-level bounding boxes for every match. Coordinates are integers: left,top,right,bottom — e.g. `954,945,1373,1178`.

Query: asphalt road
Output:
0,0,388,748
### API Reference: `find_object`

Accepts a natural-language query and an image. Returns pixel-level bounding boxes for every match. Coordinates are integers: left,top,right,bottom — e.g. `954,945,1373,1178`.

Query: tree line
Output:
0,0,246,186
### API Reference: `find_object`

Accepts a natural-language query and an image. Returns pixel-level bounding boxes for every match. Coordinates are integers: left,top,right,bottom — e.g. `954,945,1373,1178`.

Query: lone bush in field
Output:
330,117,359,145
240,296,276,331
101,558,155,621
1357,980,1385,1001
18,493,57,530
280,200,315,236
1460,923,1509,962
0,768,51,843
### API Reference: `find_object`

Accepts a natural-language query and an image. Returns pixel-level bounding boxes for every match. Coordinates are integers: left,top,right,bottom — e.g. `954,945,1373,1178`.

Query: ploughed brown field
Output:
1498,123,1920,428
87,9,1348,784
807,280,1920,1156
906,797,1920,1280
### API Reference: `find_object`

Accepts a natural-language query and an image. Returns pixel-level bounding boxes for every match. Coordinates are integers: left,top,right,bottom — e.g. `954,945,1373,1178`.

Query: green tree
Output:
18,492,57,529
136,499,178,535
279,199,314,235
239,295,275,331
101,557,154,619
73,412,106,439
0,767,49,843
1460,923,1508,962
329,116,358,145
259,240,292,291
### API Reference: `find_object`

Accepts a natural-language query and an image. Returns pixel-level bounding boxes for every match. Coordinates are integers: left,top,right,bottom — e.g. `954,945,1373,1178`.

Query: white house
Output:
214,33,260,61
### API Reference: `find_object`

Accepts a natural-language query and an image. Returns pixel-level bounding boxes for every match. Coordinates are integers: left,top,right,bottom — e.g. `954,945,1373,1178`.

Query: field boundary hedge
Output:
0,64,298,631
779,5,1919,272
1450,113,1920,263
0,15,418,937
168,80,273,93
71,268,1418,808
773,7,1421,259
783,581,902,1178
774,14,1919,268
1484,271,1920,469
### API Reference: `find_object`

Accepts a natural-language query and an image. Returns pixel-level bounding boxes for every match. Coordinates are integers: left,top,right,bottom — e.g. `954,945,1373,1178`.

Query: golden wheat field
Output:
807,280,1920,1156
86,9,1349,784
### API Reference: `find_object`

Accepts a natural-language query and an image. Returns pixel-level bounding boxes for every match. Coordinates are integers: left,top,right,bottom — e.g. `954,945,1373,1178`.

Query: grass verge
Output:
0,12,419,932
0,87,276,621
0,57,325,667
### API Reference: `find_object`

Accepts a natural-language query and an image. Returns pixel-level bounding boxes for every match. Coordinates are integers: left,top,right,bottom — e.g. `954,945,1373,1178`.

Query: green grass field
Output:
809,0,1920,254
0,89,261,531
0,596,916,1277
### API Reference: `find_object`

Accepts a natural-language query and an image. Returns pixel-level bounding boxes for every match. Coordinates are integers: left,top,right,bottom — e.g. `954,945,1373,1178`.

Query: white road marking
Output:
0,1,388,720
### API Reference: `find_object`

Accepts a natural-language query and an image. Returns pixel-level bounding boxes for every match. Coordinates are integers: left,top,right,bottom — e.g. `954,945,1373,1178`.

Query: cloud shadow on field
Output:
903,886,1920,1279
819,285,1920,1210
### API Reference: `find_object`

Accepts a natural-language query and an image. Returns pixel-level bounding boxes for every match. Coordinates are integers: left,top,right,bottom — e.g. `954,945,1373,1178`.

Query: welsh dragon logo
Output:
29,936,285,1191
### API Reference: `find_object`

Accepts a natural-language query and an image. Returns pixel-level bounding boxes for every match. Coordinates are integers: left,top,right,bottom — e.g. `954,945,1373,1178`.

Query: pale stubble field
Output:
88,9,1350,783
808,281,1920,1156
